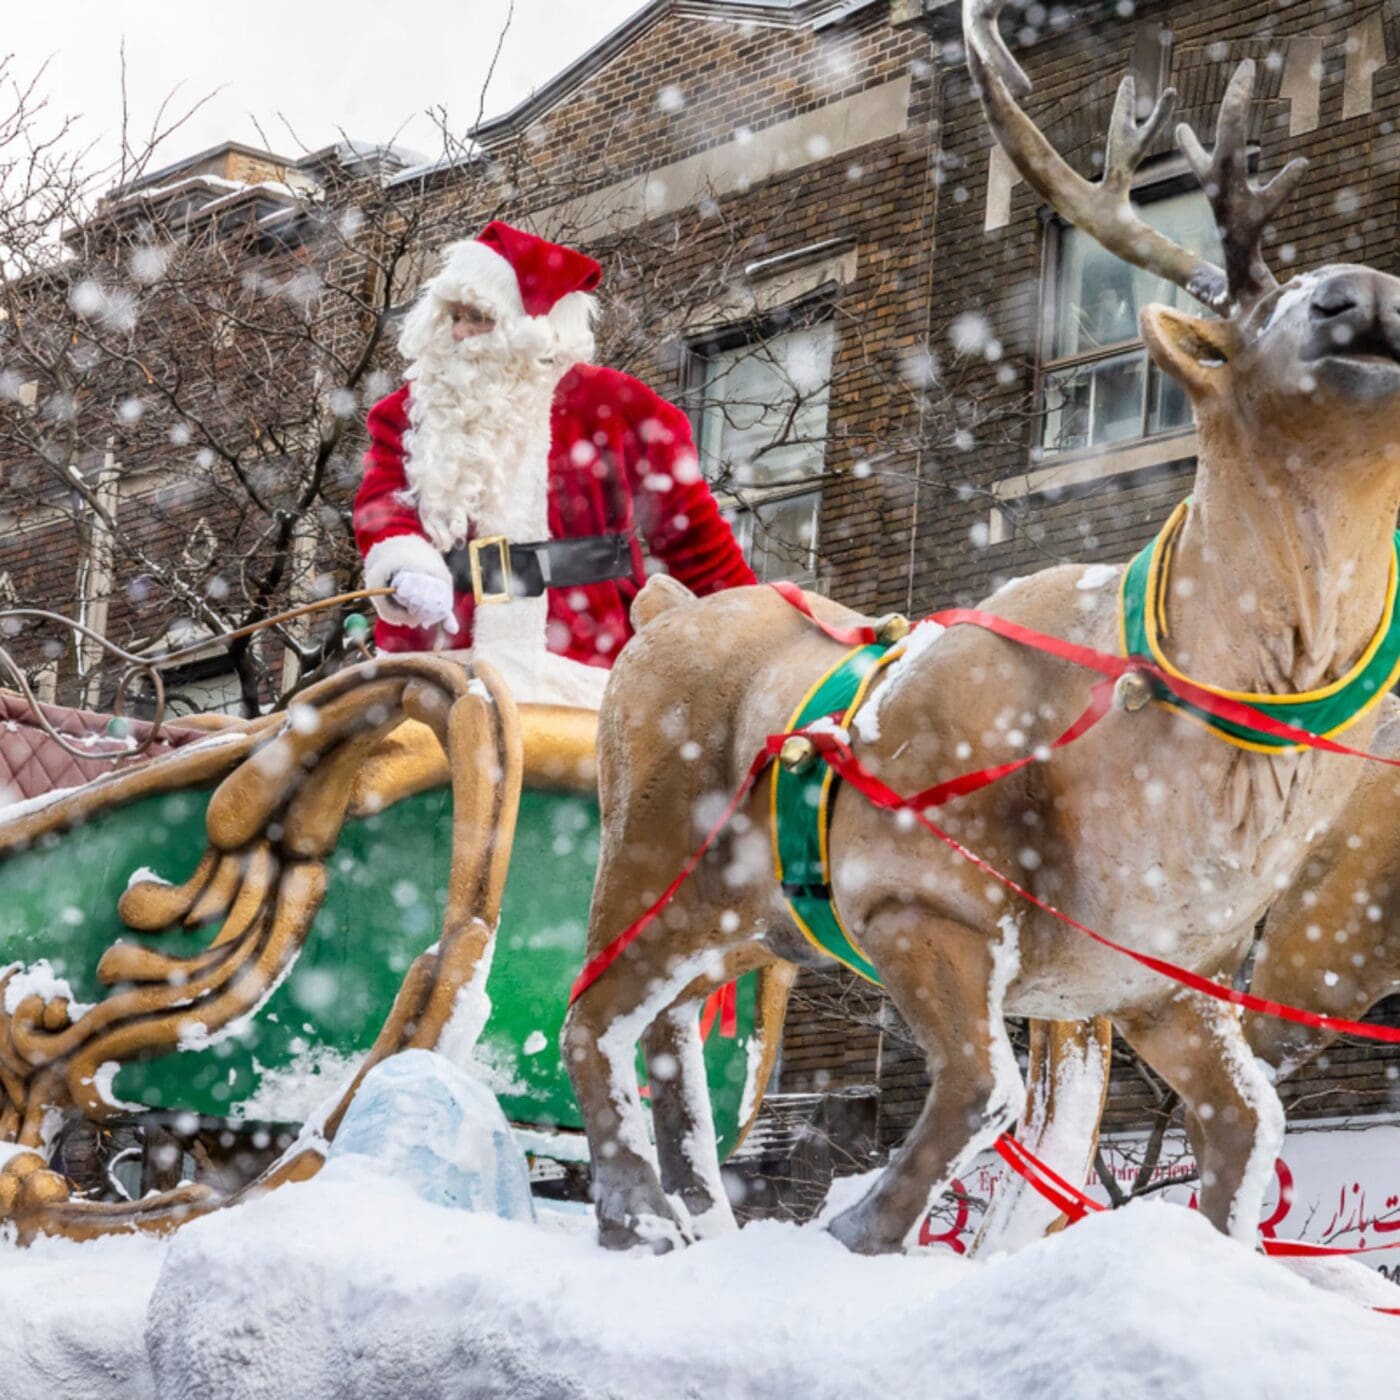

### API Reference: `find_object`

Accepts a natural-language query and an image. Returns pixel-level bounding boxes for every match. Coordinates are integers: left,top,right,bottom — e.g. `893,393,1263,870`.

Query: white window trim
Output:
28,660,58,705
687,244,857,339
689,315,835,587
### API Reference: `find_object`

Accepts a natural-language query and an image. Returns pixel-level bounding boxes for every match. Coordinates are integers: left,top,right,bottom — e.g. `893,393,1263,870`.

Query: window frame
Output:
1035,166,1211,461
683,290,838,588
124,639,248,720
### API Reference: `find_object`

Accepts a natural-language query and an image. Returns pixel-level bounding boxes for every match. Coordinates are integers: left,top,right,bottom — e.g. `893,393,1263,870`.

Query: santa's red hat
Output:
426,221,602,328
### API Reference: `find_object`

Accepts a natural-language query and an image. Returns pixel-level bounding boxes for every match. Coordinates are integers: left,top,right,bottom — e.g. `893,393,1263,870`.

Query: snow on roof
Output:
131,173,253,200
110,174,302,227
116,140,299,196
384,149,483,189
190,182,300,215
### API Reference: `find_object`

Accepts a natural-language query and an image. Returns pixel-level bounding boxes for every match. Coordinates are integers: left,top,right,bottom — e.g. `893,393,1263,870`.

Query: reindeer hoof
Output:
599,1212,689,1254
827,1203,906,1256
596,1181,692,1254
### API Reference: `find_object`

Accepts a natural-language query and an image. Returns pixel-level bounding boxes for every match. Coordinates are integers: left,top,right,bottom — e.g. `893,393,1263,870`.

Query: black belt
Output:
444,532,634,604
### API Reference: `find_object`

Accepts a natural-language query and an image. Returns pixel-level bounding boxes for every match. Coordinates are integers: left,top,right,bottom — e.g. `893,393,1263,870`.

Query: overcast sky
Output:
7,0,643,176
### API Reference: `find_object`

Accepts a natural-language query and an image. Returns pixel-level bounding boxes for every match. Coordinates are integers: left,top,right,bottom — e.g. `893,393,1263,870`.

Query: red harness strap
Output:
994,1134,1102,1223
927,606,1400,767
568,737,788,1005
808,729,1400,1046
768,580,883,646
699,980,739,1041
568,674,1117,1006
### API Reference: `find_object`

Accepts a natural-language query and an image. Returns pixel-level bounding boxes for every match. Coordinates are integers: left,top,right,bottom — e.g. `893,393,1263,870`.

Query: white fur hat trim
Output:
427,239,525,320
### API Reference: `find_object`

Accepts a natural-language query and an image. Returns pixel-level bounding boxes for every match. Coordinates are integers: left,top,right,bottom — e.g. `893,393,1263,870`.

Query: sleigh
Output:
0,658,786,1241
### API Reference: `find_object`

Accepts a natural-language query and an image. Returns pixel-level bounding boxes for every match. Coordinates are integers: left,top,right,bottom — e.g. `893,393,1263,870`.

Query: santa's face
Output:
403,291,560,380
448,301,496,342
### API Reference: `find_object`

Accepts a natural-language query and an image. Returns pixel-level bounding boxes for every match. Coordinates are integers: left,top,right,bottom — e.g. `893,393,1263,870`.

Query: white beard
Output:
398,308,565,550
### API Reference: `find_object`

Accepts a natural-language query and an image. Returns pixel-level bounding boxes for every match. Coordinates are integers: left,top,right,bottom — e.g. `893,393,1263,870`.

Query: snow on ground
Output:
0,1230,165,1399
3,1165,1400,1398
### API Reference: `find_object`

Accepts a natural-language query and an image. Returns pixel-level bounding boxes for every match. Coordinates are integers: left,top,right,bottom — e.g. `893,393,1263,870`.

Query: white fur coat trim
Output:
365,533,451,625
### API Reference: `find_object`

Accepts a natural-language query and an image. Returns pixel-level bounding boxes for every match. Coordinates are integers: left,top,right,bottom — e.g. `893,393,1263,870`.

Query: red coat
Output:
353,365,756,665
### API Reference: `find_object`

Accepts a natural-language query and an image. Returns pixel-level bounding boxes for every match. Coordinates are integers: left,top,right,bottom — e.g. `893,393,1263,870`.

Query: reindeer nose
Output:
1309,272,1375,347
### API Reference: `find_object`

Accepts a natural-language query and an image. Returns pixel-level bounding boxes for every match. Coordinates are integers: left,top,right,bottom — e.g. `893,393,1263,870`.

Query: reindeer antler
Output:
964,0,1307,315
1176,61,1309,312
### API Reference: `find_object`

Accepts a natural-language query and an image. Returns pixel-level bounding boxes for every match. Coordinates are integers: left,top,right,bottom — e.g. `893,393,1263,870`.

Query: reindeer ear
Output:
1140,305,1235,395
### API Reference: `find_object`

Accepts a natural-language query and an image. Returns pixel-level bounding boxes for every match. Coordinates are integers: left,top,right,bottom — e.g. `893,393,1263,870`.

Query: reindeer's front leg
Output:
1117,992,1284,1241
828,906,1025,1255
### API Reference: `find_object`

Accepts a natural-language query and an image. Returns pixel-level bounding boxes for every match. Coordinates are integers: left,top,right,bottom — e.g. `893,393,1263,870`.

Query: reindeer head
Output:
966,0,1400,468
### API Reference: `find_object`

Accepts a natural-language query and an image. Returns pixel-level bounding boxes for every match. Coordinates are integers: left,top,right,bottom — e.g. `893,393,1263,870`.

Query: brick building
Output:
2,0,1398,1204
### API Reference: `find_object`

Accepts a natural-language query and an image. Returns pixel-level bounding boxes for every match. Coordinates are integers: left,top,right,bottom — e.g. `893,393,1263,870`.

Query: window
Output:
690,318,834,585
128,629,248,719
1040,188,1221,456
159,662,246,717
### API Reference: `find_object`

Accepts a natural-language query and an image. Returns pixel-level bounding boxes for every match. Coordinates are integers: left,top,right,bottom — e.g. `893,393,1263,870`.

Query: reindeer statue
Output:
564,0,1400,1254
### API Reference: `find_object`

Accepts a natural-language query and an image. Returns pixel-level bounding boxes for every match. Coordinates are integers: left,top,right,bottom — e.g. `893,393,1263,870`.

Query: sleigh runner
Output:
0,659,785,1241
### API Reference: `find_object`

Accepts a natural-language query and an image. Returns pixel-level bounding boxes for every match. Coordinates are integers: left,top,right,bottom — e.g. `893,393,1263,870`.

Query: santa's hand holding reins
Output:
390,570,459,635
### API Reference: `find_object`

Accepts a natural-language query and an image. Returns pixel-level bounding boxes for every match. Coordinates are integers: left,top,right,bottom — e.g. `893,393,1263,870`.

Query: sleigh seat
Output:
0,689,241,806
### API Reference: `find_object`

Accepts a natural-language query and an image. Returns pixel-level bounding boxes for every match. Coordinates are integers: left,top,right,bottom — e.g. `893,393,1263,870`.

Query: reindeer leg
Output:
828,910,1025,1255
564,894,760,1254
1117,991,1284,1241
974,1016,1112,1254
563,965,682,1253
641,946,776,1239
642,1005,734,1239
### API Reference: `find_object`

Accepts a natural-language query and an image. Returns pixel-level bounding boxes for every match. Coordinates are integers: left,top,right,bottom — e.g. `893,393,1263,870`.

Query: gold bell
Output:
874,613,911,645
779,735,818,773
1115,670,1153,713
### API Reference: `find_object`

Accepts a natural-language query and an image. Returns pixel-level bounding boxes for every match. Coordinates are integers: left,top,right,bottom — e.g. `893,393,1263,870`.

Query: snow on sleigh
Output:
0,657,785,1241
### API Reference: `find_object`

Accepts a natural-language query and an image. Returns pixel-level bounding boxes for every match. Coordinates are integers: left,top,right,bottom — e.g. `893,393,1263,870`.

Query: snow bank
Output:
5,1175,1400,1397
139,1180,1400,1399
0,1231,164,1400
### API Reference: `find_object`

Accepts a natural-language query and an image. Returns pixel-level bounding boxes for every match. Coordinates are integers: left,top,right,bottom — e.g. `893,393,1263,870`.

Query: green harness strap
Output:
1121,500,1400,753
771,642,894,985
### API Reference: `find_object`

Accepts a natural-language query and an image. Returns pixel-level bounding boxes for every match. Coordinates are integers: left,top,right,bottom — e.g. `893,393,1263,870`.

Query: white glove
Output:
392,570,459,634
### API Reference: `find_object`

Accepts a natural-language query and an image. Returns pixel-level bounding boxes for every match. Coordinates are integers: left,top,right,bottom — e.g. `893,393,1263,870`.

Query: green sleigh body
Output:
0,703,767,1168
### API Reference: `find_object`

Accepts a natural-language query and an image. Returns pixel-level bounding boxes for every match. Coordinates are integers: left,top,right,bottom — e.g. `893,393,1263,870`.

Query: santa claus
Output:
353,221,755,708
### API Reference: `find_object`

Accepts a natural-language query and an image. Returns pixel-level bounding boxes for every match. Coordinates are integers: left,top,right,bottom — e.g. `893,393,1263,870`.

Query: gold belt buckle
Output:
468,535,512,606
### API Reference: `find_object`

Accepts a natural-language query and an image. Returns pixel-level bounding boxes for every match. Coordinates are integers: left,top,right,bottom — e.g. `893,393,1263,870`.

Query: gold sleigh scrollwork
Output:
0,655,578,1243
